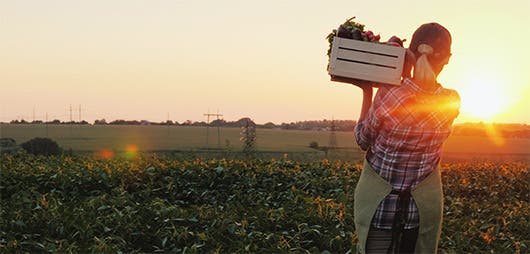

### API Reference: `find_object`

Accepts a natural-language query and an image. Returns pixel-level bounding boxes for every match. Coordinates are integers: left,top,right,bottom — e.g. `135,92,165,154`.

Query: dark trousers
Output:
365,226,419,254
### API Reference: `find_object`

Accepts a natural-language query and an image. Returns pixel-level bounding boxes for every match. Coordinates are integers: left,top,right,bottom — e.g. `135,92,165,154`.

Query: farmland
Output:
1,155,528,253
2,123,529,252
1,124,530,161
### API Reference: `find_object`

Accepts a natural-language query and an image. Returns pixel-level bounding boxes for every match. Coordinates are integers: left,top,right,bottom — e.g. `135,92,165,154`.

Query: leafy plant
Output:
0,155,528,253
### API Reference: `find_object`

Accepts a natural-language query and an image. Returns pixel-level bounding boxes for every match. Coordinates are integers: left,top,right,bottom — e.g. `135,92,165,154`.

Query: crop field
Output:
1,154,528,253
2,124,529,161
2,124,529,252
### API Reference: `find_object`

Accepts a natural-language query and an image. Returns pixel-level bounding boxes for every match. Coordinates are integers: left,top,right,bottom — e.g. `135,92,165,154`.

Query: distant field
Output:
0,124,345,152
1,124,529,161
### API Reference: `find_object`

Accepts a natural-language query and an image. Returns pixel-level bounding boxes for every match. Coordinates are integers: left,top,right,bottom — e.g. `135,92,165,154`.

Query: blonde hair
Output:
408,23,452,86
413,44,436,85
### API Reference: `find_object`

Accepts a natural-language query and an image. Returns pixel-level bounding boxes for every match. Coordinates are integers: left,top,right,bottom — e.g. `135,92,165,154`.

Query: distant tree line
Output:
5,119,530,137
277,119,356,131
6,118,356,131
9,119,90,125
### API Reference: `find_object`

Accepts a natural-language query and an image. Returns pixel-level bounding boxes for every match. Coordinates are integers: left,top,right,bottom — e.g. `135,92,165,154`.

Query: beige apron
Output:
354,160,443,253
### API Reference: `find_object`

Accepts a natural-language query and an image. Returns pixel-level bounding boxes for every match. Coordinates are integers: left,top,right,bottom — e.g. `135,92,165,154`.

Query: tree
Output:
0,138,19,154
262,122,276,129
94,119,107,125
21,137,62,156
235,117,254,127
210,119,227,127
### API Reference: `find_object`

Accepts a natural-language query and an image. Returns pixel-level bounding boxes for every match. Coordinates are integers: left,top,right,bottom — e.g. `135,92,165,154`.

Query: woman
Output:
353,23,460,253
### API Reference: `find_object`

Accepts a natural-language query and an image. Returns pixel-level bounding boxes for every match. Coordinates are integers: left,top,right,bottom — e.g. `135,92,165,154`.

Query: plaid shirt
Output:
354,78,460,229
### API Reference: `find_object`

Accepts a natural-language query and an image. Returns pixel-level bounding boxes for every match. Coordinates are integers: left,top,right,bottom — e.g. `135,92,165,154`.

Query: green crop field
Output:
2,124,530,161
1,155,528,253
2,124,529,252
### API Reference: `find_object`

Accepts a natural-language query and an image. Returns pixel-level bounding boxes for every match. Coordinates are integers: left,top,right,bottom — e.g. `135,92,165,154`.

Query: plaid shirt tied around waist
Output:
354,78,460,230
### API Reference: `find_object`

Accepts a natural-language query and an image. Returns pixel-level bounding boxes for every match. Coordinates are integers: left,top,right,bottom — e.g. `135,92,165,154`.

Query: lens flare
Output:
125,144,139,158
97,149,115,159
484,123,506,147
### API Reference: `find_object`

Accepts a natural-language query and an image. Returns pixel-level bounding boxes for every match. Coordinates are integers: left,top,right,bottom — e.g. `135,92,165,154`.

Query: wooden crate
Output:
328,36,406,86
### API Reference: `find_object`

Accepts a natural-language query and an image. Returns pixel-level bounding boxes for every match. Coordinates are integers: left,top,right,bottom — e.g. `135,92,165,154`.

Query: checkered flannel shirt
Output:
354,78,460,229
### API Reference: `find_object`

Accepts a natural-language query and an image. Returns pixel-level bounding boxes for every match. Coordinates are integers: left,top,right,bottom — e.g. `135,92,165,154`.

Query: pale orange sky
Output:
1,0,529,124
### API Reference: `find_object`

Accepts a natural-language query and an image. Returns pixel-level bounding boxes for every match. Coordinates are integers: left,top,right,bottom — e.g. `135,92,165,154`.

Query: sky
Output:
1,0,529,124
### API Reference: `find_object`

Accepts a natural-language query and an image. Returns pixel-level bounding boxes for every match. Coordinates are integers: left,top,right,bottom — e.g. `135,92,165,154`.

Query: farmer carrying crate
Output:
331,22,460,253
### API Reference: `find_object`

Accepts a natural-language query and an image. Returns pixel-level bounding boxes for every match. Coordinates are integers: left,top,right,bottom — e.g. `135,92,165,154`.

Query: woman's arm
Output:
358,86,373,122
353,81,375,151
351,80,374,121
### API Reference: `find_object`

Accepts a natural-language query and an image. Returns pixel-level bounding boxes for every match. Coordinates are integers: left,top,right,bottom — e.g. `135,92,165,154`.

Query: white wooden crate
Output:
328,36,406,86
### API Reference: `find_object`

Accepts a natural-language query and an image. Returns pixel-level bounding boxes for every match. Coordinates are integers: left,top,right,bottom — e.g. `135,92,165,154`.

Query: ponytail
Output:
413,44,436,86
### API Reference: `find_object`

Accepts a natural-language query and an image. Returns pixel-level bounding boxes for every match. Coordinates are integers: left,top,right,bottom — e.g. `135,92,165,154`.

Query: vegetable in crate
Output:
326,17,406,57
326,17,367,56
337,25,353,39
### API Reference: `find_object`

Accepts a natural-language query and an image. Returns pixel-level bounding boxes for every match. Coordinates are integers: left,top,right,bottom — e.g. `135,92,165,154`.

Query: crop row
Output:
1,154,528,253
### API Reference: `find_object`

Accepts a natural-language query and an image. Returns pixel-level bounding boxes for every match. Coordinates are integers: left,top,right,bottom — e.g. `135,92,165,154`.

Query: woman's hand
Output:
350,79,375,89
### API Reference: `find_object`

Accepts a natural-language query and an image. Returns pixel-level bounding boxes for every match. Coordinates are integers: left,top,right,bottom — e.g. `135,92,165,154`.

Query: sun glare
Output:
125,144,139,159
97,149,115,160
459,76,508,122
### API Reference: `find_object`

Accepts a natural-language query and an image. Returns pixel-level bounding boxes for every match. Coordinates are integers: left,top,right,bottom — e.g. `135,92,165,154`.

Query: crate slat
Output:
335,48,400,69
337,36,405,57
328,37,406,86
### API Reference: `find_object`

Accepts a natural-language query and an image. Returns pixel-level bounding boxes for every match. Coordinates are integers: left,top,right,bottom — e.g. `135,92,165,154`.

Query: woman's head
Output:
406,23,452,86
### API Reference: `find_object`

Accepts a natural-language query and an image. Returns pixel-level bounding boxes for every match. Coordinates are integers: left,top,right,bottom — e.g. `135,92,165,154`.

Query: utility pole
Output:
69,104,73,123
204,110,210,147
329,118,338,149
78,105,82,122
69,104,73,137
167,112,170,137
203,110,223,148
46,112,49,138
216,109,221,148
32,106,35,123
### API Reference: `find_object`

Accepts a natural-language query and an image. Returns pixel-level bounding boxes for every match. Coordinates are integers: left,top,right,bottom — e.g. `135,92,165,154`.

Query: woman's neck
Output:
413,78,439,92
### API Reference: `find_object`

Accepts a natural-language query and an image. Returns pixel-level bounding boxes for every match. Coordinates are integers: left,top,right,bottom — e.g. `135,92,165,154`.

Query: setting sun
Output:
459,75,509,122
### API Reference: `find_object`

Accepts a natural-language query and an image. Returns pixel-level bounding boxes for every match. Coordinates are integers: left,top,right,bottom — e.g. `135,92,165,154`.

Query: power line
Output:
216,109,221,148
204,110,223,148
167,112,170,136
329,117,338,149
46,112,49,138
69,104,73,123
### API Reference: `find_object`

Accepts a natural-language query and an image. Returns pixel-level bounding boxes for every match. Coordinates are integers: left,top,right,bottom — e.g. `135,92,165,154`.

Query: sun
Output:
459,75,508,122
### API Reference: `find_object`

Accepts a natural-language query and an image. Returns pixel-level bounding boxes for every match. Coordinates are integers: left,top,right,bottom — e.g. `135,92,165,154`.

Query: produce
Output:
326,17,406,57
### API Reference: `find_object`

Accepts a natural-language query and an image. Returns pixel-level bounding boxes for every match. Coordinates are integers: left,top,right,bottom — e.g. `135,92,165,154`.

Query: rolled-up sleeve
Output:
354,88,390,151
354,110,379,151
